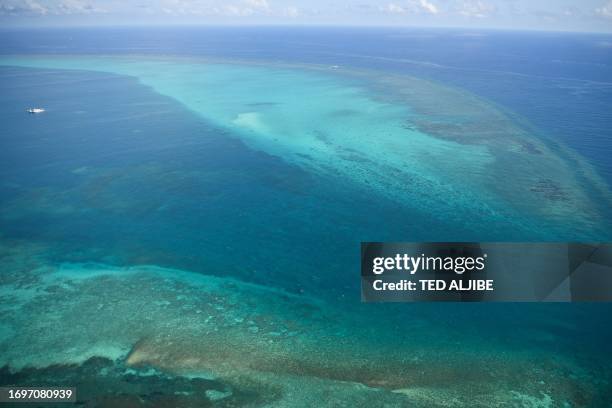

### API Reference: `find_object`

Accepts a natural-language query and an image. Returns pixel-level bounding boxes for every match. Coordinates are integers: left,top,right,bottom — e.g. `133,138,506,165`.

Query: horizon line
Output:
1,22,611,35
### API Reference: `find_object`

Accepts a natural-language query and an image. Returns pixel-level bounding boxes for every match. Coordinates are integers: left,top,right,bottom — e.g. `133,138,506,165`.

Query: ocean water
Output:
1,27,612,406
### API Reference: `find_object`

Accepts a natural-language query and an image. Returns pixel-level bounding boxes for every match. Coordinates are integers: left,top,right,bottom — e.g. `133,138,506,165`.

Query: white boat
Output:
27,108,45,114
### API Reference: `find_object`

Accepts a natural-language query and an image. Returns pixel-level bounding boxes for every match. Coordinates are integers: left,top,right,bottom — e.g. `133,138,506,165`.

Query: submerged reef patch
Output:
1,56,611,240
0,255,610,407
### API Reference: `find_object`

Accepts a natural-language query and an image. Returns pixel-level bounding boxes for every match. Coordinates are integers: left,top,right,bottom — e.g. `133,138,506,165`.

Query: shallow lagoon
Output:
1,53,612,406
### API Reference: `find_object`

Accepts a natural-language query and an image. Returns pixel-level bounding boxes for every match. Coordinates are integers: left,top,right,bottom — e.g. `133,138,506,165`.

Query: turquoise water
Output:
1,36,612,406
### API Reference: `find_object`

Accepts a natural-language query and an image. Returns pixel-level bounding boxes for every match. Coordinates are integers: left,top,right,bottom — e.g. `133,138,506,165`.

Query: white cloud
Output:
0,0,48,15
380,0,438,15
25,0,48,14
596,0,612,18
158,0,210,16
158,0,276,18
381,3,406,14
0,0,106,15
244,0,270,10
56,0,106,14
418,0,438,14
219,0,272,17
283,5,299,17
456,0,495,18
193,0,299,18
221,4,255,16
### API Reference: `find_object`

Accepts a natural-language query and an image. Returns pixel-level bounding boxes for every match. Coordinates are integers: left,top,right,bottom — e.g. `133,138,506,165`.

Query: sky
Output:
0,0,611,32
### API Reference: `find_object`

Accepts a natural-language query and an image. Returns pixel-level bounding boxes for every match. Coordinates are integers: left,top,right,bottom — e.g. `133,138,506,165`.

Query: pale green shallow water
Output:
2,55,611,240
1,257,610,407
